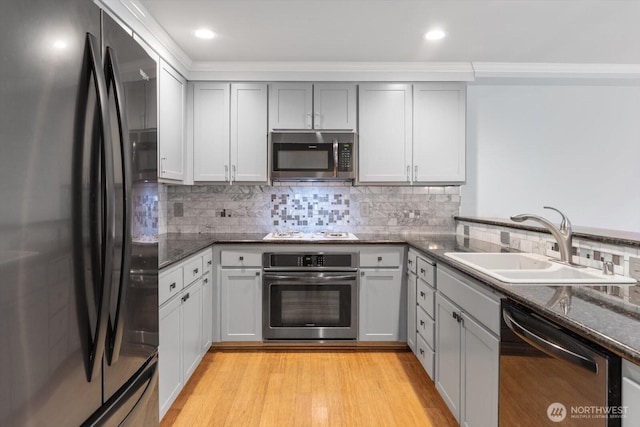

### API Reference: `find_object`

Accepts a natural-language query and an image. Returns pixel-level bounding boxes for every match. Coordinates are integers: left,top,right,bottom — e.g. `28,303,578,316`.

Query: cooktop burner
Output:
263,231,359,241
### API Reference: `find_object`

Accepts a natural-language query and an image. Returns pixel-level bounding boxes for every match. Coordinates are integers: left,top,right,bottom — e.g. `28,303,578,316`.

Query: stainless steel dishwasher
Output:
500,300,622,427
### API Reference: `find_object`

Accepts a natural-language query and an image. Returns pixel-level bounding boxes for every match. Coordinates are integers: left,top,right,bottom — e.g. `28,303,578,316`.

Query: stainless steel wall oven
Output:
263,253,358,340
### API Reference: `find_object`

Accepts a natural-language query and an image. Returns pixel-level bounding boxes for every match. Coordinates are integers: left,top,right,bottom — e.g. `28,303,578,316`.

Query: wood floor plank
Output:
161,351,457,427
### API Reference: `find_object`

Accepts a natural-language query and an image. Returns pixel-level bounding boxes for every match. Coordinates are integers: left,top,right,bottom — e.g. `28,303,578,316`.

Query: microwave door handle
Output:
502,308,598,374
333,139,338,177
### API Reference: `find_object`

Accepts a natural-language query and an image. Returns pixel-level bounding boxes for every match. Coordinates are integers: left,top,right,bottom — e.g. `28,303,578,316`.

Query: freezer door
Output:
101,12,160,403
0,1,104,425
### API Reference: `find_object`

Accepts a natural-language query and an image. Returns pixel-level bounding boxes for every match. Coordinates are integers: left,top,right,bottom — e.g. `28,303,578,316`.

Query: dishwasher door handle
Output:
503,308,598,374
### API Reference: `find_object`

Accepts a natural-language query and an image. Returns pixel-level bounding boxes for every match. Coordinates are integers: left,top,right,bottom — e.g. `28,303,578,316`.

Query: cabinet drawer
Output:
417,257,435,286
159,267,183,306
220,250,262,268
417,279,435,318
417,306,435,350
183,255,203,285
407,251,418,274
360,251,401,268
437,265,501,335
416,334,435,380
203,250,213,272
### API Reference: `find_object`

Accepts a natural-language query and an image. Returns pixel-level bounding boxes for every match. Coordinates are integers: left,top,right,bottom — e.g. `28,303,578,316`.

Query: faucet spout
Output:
510,207,575,265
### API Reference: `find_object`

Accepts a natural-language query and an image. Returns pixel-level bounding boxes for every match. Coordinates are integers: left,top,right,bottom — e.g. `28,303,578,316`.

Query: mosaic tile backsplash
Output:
165,184,461,235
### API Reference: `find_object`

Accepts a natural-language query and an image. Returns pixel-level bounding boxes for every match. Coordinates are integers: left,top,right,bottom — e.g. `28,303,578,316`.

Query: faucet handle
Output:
543,206,572,232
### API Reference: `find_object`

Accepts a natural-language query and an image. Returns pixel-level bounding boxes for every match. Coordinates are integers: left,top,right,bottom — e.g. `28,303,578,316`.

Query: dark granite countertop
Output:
159,232,640,363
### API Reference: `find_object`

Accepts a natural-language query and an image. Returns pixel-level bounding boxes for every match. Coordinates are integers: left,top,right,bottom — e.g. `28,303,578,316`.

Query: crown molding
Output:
188,62,476,82
97,0,192,77
472,62,640,80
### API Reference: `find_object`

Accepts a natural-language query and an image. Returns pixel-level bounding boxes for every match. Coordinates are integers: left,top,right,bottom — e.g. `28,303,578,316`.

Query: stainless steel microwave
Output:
270,131,356,180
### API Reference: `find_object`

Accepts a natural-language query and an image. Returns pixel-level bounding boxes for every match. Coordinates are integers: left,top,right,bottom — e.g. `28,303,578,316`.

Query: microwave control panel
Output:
338,143,353,171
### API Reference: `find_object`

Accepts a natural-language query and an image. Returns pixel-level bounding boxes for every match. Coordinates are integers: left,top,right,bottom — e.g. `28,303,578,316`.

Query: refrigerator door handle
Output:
72,32,116,382
81,353,159,427
104,46,133,366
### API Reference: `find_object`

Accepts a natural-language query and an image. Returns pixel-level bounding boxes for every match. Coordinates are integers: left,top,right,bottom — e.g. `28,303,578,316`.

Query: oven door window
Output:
273,143,334,171
269,284,351,327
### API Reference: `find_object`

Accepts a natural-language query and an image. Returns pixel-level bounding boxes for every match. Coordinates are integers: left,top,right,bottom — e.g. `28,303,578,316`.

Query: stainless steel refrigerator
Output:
0,1,159,425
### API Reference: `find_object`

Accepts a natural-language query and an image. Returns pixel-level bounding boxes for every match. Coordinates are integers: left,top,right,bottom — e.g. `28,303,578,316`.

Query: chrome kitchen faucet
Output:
510,206,577,265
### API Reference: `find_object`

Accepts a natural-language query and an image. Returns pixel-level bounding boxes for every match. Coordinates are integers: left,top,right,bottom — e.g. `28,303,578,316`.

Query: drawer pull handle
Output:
420,291,425,297
420,268,426,274
182,293,190,302
420,320,425,326
419,349,424,355
377,256,382,261
408,259,413,264
207,260,212,265
453,312,463,324
193,268,199,275
204,278,208,284
169,283,176,290
239,256,244,261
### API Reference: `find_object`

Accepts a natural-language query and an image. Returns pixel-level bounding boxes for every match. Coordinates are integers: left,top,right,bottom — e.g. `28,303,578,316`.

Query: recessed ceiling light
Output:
195,28,215,40
53,40,67,49
424,29,446,41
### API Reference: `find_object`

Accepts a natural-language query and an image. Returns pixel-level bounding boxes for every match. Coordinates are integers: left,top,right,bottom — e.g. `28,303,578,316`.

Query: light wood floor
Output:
161,350,457,427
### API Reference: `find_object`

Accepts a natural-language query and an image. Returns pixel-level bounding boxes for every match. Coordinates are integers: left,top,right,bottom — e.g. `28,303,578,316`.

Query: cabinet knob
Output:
204,278,208,284
420,291,425,297
208,260,212,266
255,271,260,276
408,259,413,265
193,268,199,275
420,320,425,326
361,271,365,277
182,293,190,302
420,268,426,274
377,256,382,262
169,283,176,290
419,349,424,355
239,256,244,261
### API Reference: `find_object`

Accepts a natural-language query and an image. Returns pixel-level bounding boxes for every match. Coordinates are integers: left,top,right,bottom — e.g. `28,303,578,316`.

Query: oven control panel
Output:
264,253,357,269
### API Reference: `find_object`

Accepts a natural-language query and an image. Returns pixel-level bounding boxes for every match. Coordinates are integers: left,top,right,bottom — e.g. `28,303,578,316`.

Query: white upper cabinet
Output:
231,83,268,182
193,83,230,182
269,83,313,130
413,83,466,183
358,83,413,182
269,83,356,130
192,82,268,183
158,59,186,182
313,83,357,130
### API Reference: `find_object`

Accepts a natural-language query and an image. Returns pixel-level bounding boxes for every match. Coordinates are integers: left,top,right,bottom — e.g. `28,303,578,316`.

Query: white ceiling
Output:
138,0,640,65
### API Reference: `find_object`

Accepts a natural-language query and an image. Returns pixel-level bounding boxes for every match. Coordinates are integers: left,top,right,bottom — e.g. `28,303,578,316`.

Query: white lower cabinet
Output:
407,270,417,352
359,269,404,341
201,269,213,353
158,294,182,419
623,359,640,427
435,265,500,426
220,269,262,341
158,248,211,420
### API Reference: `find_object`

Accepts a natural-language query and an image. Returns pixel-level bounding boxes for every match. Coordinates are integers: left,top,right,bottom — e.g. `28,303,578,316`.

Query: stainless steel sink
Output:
444,252,637,285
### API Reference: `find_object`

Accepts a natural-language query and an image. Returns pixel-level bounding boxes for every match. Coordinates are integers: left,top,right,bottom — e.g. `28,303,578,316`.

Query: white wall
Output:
461,83,640,232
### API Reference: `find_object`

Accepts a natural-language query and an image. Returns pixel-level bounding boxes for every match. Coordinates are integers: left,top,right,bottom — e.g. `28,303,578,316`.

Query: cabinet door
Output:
358,84,412,182
435,293,461,422
460,313,499,427
413,83,466,183
159,296,182,420
158,60,186,181
359,269,404,341
269,83,312,130
201,270,213,354
193,82,230,182
407,270,417,353
622,359,640,427
220,269,262,341
231,83,268,182
313,83,357,130
182,280,203,382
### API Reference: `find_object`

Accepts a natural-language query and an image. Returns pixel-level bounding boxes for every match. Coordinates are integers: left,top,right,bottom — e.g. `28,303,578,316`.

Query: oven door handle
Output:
263,273,357,281
502,307,598,374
